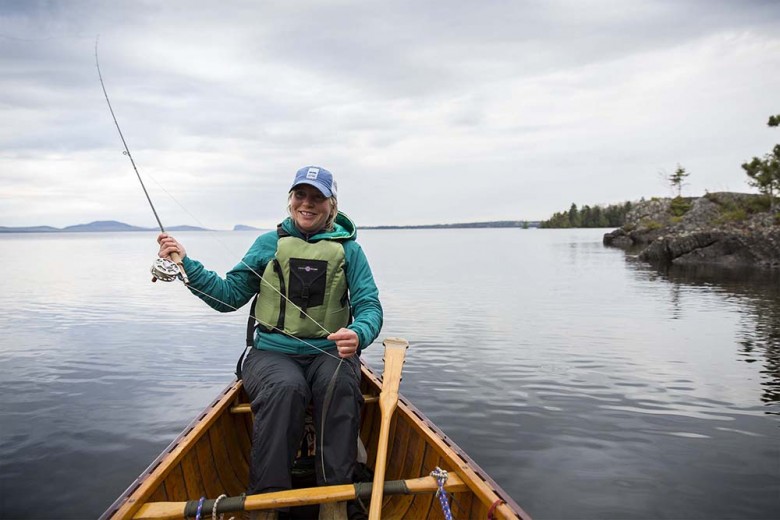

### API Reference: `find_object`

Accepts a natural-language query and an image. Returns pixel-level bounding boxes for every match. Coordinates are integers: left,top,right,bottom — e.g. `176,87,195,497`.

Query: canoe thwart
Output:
230,394,378,414
133,474,466,520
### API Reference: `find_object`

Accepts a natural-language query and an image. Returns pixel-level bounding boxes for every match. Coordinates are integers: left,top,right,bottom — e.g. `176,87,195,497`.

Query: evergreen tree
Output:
568,203,581,227
742,115,780,212
580,205,592,227
540,201,632,228
668,164,690,197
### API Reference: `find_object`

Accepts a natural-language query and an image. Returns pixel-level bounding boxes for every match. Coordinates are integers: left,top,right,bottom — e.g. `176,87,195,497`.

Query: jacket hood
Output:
281,211,357,242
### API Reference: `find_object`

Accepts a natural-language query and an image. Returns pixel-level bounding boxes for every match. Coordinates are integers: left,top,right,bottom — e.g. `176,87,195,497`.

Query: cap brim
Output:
290,180,333,198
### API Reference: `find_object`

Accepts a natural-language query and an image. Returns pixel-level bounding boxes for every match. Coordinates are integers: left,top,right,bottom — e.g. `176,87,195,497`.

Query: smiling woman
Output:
155,165,383,520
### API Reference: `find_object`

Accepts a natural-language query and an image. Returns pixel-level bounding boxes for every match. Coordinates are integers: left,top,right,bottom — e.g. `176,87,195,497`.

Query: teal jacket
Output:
181,213,383,355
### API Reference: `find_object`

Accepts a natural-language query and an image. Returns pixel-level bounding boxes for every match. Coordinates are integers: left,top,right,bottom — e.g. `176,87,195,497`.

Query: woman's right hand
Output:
157,233,187,260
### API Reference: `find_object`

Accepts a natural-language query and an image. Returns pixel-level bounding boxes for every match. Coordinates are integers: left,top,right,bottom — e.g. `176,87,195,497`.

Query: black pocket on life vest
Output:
289,258,328,313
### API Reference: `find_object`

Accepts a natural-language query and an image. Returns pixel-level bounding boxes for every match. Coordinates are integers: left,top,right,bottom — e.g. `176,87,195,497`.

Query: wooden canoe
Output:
100,341,530,520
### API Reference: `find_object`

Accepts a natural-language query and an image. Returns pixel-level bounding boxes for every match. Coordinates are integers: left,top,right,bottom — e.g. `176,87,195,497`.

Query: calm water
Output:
0,229,778,520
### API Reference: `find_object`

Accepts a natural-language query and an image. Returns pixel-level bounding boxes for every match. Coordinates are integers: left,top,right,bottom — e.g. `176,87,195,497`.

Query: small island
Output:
603,192,779,268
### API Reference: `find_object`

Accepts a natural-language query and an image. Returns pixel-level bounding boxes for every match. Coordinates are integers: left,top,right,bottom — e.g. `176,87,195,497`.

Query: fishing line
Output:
319,355,344,483
150,181,334,337
186,284,341,361
150,181,336,337
140,159,336,336
137,164,334,337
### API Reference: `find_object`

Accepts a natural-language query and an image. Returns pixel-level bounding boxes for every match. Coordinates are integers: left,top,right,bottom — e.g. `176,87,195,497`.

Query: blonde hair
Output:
287,193,339,232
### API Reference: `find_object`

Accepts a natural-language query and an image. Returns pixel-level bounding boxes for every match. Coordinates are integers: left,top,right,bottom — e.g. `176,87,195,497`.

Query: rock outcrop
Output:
603,192,780,268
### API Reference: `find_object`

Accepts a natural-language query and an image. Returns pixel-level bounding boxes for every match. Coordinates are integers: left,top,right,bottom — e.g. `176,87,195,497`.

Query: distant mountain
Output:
0,225,60,233
63,220,149,232
168,225,209,232
0,220,209,233
233,224,262,231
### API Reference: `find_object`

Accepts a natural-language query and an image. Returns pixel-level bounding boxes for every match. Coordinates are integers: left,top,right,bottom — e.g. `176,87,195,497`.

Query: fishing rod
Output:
93,39,333,331
94,37,189,284
93,41,339,345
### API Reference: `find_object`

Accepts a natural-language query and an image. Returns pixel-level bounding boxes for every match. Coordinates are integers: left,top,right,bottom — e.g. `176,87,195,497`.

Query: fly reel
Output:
151,257,181,282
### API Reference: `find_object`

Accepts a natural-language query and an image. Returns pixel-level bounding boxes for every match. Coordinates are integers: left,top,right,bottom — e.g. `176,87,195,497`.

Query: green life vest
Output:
253,232,350,338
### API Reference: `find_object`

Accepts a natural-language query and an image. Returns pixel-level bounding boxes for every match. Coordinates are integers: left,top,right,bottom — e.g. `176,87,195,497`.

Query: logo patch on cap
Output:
306,167,320,180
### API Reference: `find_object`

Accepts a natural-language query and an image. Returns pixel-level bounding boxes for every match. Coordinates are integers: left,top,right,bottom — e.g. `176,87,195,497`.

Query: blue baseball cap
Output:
290,166,337,198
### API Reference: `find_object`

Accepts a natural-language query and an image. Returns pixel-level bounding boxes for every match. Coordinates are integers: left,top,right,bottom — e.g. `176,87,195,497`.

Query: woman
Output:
157,166,383,520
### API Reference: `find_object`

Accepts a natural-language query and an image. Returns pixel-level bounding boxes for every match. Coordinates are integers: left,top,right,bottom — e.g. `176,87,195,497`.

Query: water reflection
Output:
629,260,780,412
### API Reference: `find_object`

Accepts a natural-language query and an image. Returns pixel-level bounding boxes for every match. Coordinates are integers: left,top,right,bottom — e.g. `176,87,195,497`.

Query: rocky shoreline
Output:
603,192,780,268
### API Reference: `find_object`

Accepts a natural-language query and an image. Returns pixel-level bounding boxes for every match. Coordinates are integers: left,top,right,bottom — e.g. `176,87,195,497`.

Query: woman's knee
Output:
253,379,310,408
243,350,308,401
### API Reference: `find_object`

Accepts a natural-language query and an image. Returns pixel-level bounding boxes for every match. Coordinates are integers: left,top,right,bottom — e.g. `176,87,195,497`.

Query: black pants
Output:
241,348,363,494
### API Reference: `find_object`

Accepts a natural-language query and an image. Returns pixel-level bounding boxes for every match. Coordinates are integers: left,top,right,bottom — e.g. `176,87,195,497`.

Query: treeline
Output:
365,220,531,229
540,202,633,228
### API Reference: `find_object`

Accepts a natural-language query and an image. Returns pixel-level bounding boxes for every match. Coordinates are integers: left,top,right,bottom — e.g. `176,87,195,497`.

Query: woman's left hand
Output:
327,328,359,358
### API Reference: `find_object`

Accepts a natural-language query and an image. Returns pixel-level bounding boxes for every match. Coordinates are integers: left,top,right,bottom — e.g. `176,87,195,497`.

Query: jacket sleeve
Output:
180,233,275,312
344,241,383,350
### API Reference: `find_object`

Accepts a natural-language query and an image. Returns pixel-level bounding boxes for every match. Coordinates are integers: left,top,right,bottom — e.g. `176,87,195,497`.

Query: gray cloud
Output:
1,0,779,229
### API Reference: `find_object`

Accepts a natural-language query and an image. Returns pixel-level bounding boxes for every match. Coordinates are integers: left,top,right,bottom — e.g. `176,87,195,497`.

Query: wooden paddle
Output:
368,337,409,520
131,474,465,519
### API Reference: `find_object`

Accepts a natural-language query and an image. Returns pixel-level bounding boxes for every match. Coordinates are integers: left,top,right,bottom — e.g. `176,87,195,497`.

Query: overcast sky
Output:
1,0,779,229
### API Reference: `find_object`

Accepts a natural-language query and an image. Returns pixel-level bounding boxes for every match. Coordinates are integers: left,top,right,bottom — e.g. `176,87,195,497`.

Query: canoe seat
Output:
230,394,378,414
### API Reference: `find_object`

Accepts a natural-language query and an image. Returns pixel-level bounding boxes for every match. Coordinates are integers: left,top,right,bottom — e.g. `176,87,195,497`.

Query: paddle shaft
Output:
132,474,465,519
368,338,409,520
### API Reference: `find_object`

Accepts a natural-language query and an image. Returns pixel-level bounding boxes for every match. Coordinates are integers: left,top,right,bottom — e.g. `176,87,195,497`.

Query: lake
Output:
0,228,777,519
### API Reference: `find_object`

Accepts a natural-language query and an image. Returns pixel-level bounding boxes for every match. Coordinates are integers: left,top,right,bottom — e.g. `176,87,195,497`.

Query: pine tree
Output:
742,115,780,212
668,164,690,198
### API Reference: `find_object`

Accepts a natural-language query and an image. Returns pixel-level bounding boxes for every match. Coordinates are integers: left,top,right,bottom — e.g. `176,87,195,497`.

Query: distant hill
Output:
63,220,148,232
0,225,60,233
168,225,210,232
233,224,262,231
0,220,209,233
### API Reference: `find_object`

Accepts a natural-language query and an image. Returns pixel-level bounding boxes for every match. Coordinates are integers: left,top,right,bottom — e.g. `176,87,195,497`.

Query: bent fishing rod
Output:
95,42,330,329
95,38,189,284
